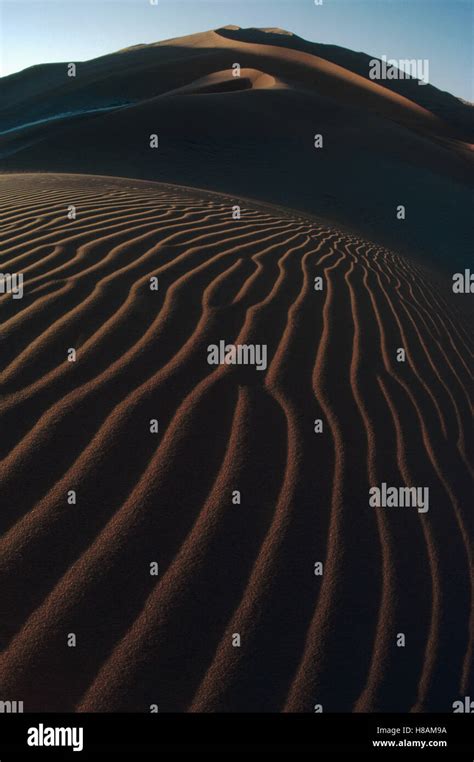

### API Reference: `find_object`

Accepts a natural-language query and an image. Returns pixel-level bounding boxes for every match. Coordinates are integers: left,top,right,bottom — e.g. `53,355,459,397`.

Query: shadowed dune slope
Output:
0,173,472,713
2,27,472,140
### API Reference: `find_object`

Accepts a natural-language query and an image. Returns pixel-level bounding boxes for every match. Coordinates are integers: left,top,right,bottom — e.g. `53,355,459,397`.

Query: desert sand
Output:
0,25,472,714
0,171,471,712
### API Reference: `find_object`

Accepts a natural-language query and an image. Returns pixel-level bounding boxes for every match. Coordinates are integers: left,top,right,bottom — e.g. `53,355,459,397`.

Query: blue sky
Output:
1,0,472,100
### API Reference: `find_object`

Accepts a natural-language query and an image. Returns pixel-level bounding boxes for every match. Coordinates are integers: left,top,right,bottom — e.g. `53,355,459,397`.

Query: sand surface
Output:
0,173,471,712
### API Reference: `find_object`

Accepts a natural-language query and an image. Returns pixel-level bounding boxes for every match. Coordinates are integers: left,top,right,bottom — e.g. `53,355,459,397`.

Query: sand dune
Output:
2,27,472,139
1,27,473,271
0,173,471,712
160,68,281,97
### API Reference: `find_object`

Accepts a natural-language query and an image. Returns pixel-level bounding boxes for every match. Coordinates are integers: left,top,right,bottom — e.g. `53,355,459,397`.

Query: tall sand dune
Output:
1,27,472,270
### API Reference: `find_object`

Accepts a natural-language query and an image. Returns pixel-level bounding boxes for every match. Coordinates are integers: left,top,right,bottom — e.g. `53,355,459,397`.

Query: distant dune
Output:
0,173,471,712
1,27,473,268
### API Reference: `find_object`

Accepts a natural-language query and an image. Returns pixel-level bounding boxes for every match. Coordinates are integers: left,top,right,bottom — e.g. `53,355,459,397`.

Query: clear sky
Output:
1,0,472,101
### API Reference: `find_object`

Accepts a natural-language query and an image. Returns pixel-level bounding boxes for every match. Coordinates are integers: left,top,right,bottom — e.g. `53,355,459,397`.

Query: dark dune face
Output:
0,174,471,713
